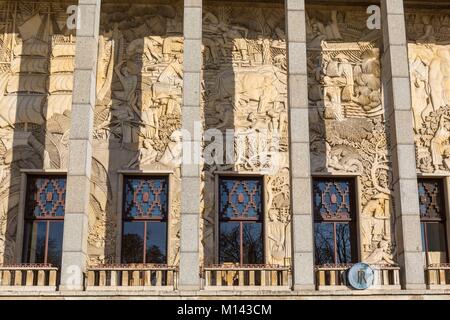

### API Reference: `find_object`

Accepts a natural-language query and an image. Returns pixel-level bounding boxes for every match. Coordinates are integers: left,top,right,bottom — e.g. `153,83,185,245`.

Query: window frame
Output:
120,174,170,265
312,176,358,266
216,174,265,266
21,173,67,267
418,178,449,264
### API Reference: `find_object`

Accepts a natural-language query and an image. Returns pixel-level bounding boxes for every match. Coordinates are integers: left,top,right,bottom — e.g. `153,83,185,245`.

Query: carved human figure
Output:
431,115,450,170
365,237,395,265
429,48,450,110
268,208,286,266
223,25,249,61
417,15,436,43
362,193,390,247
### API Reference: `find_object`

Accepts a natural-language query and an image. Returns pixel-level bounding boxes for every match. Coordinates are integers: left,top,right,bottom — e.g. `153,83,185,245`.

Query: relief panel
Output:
406,11,450,174
89,2,183,266
0,1,76,264
201,3,290,266
307,7,395,264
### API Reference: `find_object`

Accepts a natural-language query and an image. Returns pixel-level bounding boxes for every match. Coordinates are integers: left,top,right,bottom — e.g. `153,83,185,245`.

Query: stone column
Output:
60,0,101,290
179,0,202,290
285,0,315,290
381,0,425,289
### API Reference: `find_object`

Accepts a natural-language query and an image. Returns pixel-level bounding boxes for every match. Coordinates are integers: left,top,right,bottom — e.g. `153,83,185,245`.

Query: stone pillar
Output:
381,0,425,289
179,0,202,290
60,0,101,290
285,0,315,290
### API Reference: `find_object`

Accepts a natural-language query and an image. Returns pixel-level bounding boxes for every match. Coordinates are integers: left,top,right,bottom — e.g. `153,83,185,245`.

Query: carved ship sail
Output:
47,94,72,118
48,74,73,93
6,74,48,94
50,57,75,73
13,40,49,57
52,44,76,57
11,57,48,74
0,95,45,126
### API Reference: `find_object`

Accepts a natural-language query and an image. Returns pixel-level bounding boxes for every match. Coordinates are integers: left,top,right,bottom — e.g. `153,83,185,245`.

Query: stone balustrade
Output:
315,264,401,290
85,264,178,290
202,265,291,290
426,264,450,289
0,264,58,290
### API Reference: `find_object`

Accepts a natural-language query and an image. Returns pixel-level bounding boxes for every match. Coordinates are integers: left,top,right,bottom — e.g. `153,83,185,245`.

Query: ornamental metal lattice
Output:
219,177,263,219
313,179,353,221
123,176,168,218
26,176,66,218
418,179,445,221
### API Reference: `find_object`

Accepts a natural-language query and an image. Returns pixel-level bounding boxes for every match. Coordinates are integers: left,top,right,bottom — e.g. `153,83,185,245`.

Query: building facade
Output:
0,0,449,299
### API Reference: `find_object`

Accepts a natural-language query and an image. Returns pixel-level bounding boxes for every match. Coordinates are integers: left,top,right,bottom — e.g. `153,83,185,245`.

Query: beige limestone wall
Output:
0,1,76,264
88,1,183,266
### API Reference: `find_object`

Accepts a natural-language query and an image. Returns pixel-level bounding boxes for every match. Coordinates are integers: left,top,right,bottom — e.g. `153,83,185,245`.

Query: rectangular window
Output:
313,178,357,265
418,179,448,264
121,176,168,264
218,176,264,265
22,175,66,267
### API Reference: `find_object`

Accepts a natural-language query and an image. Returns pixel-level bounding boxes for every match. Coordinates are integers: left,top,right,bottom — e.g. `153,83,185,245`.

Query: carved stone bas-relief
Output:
89,2,183,265
201,4,290,266
0,1,76,264
307,7,395,265
406,11,450,174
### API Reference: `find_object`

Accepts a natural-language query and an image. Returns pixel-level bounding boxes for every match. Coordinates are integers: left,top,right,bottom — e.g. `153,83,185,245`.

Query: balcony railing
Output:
315,264,401,290
0,264,58,291
85,264,178,291
202,264,291,290
426,264,450,288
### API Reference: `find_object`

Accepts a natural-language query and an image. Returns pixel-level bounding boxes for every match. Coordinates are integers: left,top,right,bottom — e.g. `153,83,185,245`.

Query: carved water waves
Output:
307,7,396,265
406,11,450,174
0,1,76,264
201,3,290,267
90,2,183,266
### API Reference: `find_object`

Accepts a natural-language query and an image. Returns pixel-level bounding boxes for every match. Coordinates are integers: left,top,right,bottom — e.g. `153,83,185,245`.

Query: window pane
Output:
219,178,263,220
421,223,426,251
242,223,263,264
219,222,241,263
122,222,145,263
47,221,64,267
314,223,335,265
146,222,167,264
335,223,353,264
26,176,66,218
426,223,447,253
124,177,168,219
24,221,47,264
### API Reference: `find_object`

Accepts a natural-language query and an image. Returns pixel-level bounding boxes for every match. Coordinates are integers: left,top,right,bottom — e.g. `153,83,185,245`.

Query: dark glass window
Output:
23,175,66,267
121,176,168,264
313,178,357,265
418,179,448,264
219,177,264,265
